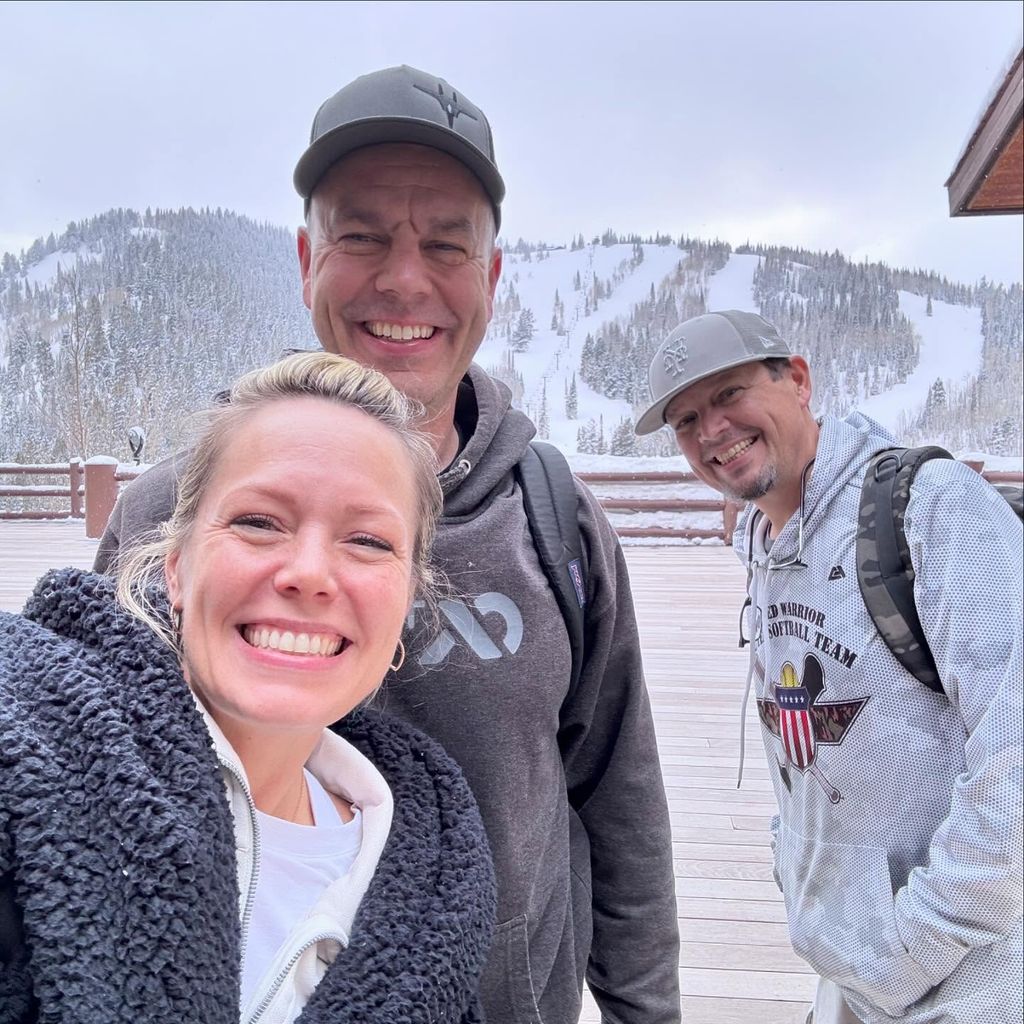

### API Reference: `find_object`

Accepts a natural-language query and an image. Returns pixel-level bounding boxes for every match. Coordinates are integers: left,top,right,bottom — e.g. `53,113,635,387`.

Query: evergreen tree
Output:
576,419,597,454
565,373,578,419
510,308,536,351
537,381,550,438
3,215,1021,470
610,418,638,456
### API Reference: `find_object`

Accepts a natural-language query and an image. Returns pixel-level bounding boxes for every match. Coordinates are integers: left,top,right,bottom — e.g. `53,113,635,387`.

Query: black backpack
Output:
856,446,1024,694
516,441,588,694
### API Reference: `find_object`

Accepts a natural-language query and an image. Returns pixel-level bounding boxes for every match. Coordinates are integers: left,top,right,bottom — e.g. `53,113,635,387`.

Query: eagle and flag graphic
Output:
757,653,868,803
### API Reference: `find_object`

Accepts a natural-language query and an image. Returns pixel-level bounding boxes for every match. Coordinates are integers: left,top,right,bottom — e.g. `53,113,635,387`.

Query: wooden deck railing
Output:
0,461,85,520
1,460,1020,542
578,470,743,541
1,459,145,536
576,464,1022,541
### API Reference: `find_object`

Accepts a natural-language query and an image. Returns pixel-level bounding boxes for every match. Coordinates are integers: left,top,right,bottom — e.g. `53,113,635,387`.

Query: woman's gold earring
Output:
389,639,406,673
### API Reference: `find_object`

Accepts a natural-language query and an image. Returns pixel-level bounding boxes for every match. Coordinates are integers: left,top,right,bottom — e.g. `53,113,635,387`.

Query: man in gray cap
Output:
96,66,680,1023
637,311,1022,1024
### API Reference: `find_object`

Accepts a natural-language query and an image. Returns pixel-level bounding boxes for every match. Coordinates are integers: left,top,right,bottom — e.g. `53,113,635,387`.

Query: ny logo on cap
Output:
662,337,689,376
413,81,479,130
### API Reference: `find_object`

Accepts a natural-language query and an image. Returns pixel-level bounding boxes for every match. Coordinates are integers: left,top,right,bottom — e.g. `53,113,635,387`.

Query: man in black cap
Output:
96,66,680,1024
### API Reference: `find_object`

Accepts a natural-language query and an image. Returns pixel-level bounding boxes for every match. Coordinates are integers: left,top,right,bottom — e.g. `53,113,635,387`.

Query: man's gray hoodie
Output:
735,412,1022,1024
94,364,681,1024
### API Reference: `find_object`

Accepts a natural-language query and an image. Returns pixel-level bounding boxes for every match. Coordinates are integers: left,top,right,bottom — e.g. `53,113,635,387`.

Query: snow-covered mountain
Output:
1,211,1020,465
482,235,1020,460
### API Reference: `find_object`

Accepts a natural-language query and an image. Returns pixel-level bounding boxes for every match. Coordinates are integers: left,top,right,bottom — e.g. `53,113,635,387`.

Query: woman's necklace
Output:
292,770,311,825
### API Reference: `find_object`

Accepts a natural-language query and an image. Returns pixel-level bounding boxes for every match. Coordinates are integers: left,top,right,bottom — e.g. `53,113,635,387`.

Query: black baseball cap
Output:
293,65,505,228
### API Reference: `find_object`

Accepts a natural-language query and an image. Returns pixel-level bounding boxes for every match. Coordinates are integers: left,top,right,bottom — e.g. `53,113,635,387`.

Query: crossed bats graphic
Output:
756,652,869,805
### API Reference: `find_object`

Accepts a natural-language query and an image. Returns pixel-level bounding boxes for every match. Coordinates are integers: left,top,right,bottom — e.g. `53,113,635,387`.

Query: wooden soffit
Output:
946,49,1023,216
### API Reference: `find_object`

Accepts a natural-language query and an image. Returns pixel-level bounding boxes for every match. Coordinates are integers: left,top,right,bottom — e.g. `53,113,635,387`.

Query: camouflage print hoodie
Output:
735,412,1023,1024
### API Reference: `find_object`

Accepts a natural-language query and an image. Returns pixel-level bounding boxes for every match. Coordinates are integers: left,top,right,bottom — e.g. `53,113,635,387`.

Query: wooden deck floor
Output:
0,522,812,1022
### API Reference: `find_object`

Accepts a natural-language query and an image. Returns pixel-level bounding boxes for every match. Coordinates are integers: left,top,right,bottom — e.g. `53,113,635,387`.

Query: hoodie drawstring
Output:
438,457,472,496
737,559,758,790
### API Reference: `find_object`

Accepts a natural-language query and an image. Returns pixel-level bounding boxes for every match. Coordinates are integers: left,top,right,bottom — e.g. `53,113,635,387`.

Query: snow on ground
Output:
855,292,983,433
477,242,685,451
565,446,1020,546
959,452,1024,472
705,252,760,312
566,450,727,545
699,259,989,445
21,246,99,288
472,245,1001,466
564,450,1024,474
0,244,107,363
568,452,691,473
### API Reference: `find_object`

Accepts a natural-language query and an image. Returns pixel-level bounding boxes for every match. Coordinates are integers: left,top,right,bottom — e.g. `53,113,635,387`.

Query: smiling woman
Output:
0,353,496,1024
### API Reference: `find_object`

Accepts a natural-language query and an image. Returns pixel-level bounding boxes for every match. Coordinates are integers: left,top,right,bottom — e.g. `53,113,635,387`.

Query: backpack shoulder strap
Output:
515,441,588,696
993,482,1024,522
856,445,953,694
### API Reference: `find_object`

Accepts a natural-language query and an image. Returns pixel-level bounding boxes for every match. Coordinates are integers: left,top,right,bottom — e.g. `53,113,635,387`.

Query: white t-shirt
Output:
240,769,363,1009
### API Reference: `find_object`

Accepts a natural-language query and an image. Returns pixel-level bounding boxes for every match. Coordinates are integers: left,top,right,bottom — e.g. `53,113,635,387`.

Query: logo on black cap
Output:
413,81,479,130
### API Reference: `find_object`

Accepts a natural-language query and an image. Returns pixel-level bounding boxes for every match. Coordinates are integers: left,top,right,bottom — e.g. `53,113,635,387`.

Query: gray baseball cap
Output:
293,65,505,228
634,310,792,435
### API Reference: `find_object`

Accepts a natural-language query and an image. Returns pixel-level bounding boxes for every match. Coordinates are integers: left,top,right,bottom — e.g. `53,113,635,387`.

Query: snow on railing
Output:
1,460,1020,543
0,460,85,521
0,458,146,536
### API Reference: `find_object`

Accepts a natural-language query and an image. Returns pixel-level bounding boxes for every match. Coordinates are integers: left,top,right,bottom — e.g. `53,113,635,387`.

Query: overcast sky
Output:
2,1,1022,286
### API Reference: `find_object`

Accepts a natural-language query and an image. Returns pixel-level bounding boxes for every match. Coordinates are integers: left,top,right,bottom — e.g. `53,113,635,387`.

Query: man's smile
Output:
710,436,757,466
365,321,437,340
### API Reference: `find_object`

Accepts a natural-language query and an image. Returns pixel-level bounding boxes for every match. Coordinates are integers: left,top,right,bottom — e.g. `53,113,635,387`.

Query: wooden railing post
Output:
69,458,84,517
84,456,119,539
963,459,985,474
721,500,744,541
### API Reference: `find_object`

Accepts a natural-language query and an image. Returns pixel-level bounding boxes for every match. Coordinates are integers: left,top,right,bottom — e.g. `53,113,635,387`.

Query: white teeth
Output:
715,438,755,465
367,321,435,340
242,626,343,657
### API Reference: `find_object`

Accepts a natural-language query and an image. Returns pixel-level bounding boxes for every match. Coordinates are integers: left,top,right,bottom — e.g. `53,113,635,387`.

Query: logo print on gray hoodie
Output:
407,594,524,665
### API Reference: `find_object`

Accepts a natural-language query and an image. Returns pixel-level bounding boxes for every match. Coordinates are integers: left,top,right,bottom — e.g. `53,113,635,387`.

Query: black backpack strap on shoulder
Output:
993,482,1024,521
856,445,953,694
516,441,588,696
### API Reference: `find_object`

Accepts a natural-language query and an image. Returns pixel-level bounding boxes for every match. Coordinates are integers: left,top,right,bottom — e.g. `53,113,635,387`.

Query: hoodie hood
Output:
439,363,536,518
738,411,898,564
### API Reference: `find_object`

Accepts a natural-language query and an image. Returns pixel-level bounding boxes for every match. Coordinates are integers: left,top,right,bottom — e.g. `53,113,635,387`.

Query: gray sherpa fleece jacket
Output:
0,568,495,1024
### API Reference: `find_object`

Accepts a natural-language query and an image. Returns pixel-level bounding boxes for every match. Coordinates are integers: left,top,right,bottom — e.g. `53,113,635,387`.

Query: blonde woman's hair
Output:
116,352,443,649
